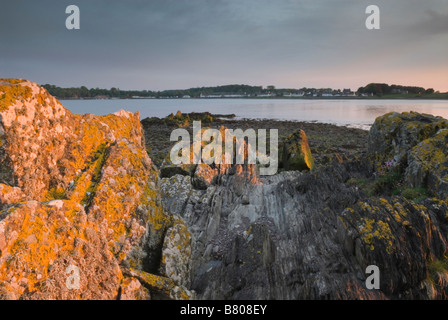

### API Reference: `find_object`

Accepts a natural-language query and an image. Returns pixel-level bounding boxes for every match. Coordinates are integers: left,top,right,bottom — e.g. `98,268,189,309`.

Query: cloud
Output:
0,0,447,91
414,10,448,36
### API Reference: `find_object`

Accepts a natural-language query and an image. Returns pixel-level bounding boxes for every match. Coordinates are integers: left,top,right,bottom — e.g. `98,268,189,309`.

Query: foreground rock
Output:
339,197,448,298
0,79,192,299
161,162,385,299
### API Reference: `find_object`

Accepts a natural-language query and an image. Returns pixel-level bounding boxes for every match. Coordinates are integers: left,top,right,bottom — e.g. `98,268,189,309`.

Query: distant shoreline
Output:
59,95,448,101
45,83,448,101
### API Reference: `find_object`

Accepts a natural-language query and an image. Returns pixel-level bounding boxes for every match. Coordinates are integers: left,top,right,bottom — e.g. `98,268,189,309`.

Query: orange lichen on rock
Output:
0,79,180,300
299,129,315,170
0,184,26,204
0,80,72,200
122,267,193,300
0,200,122,299
0,80,33,111
88,138,156,261
120,276,150,300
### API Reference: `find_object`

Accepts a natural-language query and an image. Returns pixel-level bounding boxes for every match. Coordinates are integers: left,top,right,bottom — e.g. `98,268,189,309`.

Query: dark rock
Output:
162,161,388,299
160,164,196,178
338,197,448,298
156,111,448,300
160,111,448,300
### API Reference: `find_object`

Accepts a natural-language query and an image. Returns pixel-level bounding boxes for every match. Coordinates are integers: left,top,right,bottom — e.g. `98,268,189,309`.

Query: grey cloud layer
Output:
0,0,446,90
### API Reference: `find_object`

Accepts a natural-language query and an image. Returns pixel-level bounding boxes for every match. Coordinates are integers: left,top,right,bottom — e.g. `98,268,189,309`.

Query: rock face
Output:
158,111,448,300
161,162,387,299
0,79,192,299
339,197,448,298
406,129,448,200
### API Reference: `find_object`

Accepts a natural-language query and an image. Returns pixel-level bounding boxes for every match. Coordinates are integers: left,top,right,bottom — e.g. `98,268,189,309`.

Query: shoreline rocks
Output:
157,110,448,300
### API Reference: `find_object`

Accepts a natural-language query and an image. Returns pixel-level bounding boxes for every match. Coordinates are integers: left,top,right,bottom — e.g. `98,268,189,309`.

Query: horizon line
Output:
38,82,447,93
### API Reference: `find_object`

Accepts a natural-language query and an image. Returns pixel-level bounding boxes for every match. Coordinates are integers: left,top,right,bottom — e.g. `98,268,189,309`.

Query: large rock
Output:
161,159,389,299
338,197,448,298
281,129,315,171
0,79,188,300
405,129,448,200
368,111,448,200
368,111,448,168
161,147,448,299
0,79,74,199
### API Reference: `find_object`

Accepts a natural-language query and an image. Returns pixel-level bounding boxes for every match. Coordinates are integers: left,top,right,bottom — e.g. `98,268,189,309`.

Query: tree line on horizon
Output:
356,83,436,96
41,83,444,99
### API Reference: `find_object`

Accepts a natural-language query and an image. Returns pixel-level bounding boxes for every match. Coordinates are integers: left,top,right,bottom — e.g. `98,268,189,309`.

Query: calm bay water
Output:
61,98,448,130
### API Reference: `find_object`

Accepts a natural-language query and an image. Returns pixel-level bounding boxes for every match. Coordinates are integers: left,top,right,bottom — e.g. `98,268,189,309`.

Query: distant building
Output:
200,93,222,98
223,94,247,98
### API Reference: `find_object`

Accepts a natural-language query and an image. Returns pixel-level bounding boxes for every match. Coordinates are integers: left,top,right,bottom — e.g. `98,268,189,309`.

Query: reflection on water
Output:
61,98,448,130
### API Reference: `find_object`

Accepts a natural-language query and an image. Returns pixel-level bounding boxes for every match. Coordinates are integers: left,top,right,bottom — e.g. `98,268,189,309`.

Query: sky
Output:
0,0,447,91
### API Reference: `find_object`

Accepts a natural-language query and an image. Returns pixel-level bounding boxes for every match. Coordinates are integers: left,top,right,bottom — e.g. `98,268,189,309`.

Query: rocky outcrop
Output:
161,161,387,299
0,79,192,300
368,111,448,201
368,111,448,168
0,200,122,299
157,111,448,300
